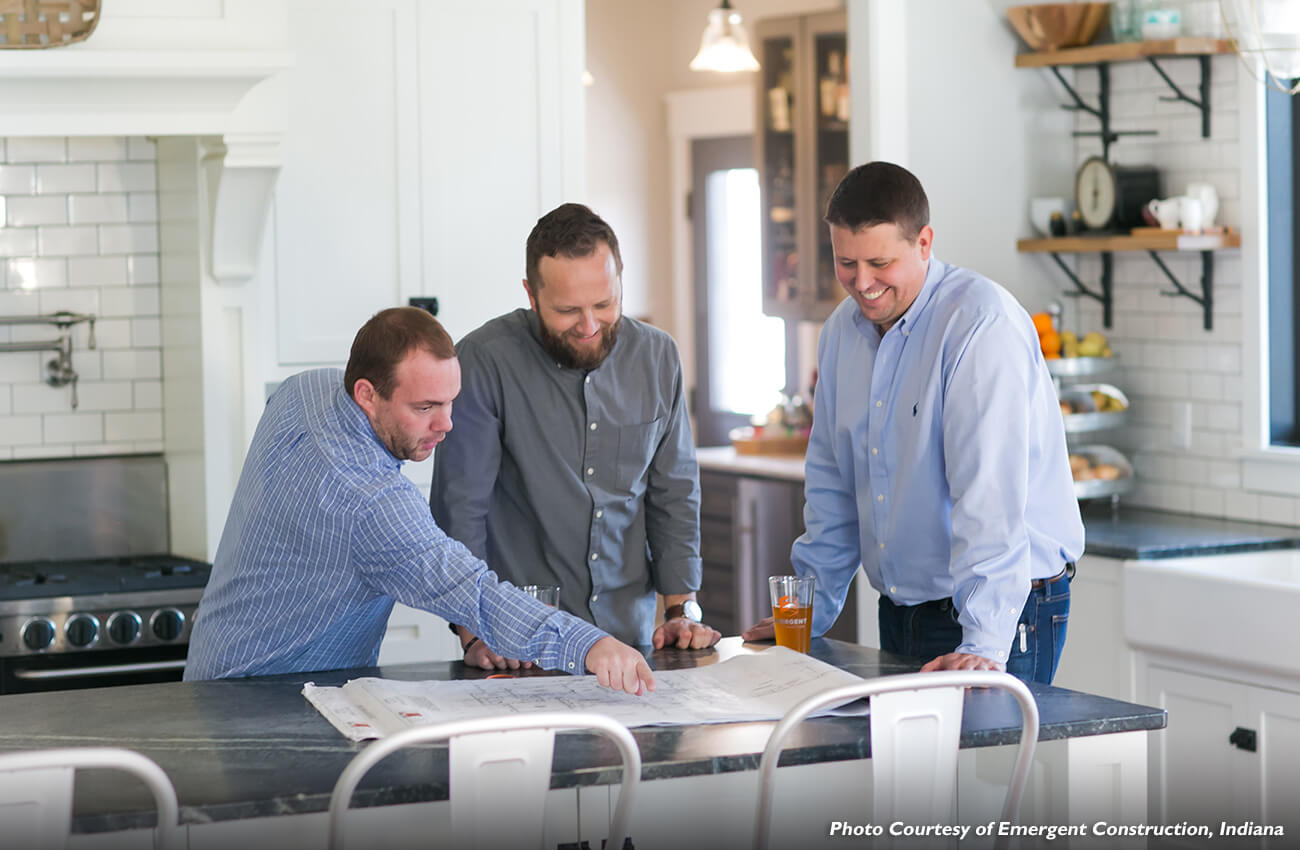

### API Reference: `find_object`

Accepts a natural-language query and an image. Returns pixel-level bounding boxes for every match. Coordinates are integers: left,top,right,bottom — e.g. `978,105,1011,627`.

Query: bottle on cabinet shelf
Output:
821,51,841,119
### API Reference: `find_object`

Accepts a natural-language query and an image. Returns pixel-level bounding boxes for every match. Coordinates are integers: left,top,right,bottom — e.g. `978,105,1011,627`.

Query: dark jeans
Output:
877,566,1072,685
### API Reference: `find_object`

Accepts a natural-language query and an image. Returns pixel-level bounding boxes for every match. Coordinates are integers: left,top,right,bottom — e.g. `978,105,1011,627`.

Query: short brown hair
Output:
525,203,623,295
344,307,455,399
824,162,930,242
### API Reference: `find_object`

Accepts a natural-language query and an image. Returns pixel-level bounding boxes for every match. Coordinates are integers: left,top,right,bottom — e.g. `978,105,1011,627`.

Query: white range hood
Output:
0,0,293,558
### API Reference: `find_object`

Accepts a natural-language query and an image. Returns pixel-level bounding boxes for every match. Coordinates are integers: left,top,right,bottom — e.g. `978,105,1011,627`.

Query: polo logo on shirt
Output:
912,403,918,417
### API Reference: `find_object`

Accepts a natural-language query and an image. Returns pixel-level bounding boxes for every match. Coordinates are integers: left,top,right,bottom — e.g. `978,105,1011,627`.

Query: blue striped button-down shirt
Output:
184,368,607,680
794,257,1084,661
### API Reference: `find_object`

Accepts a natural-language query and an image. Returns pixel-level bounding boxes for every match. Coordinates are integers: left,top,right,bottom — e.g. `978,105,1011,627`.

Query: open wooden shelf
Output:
1017,231,1241,254
1014,38,1235,68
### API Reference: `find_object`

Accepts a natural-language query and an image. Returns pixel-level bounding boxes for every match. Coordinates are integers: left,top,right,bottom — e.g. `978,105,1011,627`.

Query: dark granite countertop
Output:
0,638,1164,836
1081,504,1300,559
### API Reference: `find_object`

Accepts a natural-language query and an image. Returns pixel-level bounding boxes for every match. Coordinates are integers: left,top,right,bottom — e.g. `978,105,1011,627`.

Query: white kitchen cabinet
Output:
1052,553,1133,700
266,0,585,368
1140,662,1300,847
378,603,462,665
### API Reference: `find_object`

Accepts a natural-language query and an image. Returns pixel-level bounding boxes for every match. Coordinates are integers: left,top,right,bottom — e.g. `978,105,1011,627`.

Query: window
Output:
1266,84,1300,446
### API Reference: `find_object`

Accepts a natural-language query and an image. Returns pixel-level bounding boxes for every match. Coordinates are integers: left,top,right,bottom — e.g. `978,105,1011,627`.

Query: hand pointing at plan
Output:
585,636,656,695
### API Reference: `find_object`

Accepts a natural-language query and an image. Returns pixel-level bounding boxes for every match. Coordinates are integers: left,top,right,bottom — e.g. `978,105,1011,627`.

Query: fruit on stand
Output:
1031,311,1113,360
1069,453,1123,482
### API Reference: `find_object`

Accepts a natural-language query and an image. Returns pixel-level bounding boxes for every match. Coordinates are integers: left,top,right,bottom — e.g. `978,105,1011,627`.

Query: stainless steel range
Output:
0,455,212,694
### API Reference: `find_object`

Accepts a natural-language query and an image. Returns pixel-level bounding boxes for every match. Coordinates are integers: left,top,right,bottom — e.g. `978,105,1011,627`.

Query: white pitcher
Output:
1186,182,1219,227
1146,197,1183,230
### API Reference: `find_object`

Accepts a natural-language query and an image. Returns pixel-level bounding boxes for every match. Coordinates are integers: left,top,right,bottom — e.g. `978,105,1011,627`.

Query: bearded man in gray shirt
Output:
431,203,721,669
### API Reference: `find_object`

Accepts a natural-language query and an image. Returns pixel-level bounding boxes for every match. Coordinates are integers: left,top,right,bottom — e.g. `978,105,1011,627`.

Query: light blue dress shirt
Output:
184,368,606,680
794,257,1084,662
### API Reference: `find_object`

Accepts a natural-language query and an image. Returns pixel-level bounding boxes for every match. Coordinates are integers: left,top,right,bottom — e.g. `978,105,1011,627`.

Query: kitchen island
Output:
0,638,1163,850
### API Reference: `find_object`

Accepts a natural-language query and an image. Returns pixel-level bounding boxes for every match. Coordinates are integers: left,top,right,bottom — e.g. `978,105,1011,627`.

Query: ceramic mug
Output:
1179,196,1205,232
1186,182,1219,227
1029,197,1070,237
1146,197,1183,230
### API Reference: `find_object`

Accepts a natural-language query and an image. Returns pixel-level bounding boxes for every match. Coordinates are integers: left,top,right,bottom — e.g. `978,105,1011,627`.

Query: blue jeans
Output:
877,566,1072,685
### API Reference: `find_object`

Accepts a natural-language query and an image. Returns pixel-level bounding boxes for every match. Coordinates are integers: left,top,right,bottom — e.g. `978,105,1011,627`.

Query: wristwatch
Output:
663,600,703,623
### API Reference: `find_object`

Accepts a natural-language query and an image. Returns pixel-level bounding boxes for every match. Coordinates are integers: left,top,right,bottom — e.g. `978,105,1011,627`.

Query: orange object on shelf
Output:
1031,312,1054,335
1039,329,1061,357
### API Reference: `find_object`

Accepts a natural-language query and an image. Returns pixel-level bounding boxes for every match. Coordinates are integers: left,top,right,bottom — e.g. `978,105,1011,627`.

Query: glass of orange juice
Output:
768,575,815,653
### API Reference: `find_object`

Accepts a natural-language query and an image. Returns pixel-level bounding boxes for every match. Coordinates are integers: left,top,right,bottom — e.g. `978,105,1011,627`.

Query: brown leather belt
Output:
1031,563,1074,589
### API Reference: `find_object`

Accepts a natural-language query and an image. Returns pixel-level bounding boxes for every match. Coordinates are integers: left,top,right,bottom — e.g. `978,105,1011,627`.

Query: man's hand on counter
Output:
653,618,722,650
920,652,1006,674
740,616,775,642
586,636,656,695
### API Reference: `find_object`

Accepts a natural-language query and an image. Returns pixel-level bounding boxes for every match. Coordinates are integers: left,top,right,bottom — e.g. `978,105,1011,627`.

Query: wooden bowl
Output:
1007,2,1110,51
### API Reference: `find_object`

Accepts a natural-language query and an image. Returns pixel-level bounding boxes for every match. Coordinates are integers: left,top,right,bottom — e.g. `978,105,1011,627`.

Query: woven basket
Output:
0,0,99,49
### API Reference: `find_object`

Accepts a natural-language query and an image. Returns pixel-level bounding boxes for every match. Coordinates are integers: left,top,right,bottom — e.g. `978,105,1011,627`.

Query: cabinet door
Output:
272,0,422,365
1053,554,1130,699
417,0,584,341
754,11,848,322
699,471,740,636
1146,665,1255,845
754,16,802,319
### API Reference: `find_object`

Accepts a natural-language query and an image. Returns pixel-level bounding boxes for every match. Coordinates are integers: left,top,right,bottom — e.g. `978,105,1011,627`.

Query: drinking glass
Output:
768,575,815,653
521,584,560,607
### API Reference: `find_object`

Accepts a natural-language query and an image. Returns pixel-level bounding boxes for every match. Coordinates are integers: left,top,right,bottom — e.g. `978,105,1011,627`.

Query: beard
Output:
537,315,622,370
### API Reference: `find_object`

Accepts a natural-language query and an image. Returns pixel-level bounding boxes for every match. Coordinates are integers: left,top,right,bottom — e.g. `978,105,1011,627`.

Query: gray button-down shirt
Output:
430,309,702,646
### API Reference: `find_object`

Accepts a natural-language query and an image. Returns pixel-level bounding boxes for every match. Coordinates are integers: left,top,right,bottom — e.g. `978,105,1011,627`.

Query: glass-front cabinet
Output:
754,10,848,321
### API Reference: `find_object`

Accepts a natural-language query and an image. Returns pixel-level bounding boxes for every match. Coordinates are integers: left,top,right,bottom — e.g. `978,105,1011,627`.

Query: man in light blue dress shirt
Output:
185,307,655,695
744,162,1083,683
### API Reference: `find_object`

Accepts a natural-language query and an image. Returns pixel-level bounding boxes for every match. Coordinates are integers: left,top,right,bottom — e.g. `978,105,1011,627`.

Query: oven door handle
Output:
13,659,187,680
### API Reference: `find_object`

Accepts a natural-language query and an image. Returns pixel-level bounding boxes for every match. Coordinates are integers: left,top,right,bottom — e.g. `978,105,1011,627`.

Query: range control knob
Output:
151,608,186,642
65,613,99,648
22,618,56,652
106,611,142,645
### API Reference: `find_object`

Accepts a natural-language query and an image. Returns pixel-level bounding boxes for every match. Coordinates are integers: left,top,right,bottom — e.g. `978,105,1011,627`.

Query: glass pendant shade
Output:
689,1,760,73
1221,0,1300,93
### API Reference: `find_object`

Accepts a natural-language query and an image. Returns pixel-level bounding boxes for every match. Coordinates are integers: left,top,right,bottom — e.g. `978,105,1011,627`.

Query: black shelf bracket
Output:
1146,55,1212,138
1049,251,1114,328
1050,64,1156,159
1150,249,1214,330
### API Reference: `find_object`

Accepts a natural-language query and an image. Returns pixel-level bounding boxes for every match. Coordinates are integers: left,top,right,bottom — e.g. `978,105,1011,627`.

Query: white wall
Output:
0,136,163,458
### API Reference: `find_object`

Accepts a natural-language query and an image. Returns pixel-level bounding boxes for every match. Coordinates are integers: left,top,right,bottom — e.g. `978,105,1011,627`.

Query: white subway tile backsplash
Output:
133,379,162,409
97,162,156,193
1191,487,1226,516
74,381,135,412
0,228,37,257
105,411,162,441
101,349,161,380
127,192,158,223
127,137,157,162
13,444,73,459
13,383,75,415
69,193,129,224
68,256,128,287
100,285,159,318
1257,495,1297,525
37,287,98,315
44,412,104,443
68,137,130,162
0,414,42,445
89,318,132,349
0,165,34,195
36,164,96,195
6,258,68,290
131,317,161,347
6,138,67,163
0,352,41,383
127,255,159,285
7,195,66,226
0,389,9,415
99,224,158,255
37,225,97,256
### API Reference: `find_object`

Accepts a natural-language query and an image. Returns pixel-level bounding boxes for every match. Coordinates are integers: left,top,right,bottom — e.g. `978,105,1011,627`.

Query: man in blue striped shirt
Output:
744,162,1083,684
185,307,655,695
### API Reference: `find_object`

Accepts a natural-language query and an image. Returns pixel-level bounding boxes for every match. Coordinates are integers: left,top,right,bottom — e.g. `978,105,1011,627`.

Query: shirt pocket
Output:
616,418,664,488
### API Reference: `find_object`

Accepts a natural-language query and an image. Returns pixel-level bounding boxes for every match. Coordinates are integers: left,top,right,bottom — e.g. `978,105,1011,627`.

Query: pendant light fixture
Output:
689,0,760,73
1220,0,1300,94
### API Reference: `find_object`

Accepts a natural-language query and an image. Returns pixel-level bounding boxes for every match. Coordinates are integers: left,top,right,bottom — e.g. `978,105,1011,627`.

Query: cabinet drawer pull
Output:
1228,726,1257,752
